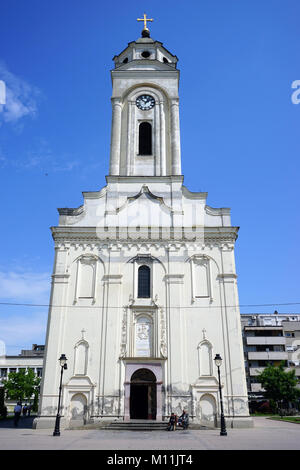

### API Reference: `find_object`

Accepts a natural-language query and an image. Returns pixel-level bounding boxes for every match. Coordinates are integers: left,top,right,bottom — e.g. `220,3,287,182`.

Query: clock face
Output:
136,95,155,111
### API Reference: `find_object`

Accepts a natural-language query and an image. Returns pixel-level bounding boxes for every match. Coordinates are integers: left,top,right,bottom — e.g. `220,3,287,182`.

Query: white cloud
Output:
0,270,50,304
0,61,40,124
9,138,81,173
0,268,50,355
0,311,47,356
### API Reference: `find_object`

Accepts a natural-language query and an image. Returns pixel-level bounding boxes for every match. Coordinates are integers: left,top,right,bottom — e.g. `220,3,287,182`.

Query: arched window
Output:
138,265,150,298
138,122,152,155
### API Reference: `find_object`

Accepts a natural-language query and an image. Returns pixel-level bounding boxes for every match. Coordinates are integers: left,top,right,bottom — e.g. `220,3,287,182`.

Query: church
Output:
34,17,252,430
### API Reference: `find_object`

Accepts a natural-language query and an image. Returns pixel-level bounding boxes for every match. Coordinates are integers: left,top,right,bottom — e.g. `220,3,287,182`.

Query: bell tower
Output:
109,20,181,177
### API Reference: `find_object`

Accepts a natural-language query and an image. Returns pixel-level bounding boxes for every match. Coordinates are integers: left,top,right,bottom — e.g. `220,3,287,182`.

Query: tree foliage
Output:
3,369,41,406
257,362,300,409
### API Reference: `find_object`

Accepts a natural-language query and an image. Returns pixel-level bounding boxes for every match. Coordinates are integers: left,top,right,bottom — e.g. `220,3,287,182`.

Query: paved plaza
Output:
0,416,300,450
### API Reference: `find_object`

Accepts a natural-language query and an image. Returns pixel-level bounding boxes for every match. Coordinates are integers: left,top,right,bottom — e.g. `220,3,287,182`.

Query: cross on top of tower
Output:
137,13,153,38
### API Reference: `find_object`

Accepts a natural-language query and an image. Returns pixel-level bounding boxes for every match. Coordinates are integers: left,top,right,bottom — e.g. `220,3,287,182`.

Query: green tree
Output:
257,362,300,414
3,369,41,410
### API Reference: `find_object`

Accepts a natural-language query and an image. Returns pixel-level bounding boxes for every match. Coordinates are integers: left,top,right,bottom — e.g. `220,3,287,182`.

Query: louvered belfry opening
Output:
138,265,150,298
138,122,152,155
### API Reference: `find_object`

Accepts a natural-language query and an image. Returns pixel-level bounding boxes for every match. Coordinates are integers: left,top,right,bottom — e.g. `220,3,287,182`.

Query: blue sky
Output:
0,0,299,354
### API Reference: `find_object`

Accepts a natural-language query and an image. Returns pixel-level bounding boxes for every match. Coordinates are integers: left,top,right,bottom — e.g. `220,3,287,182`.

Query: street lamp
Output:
214,354,227,436
53,354,68,436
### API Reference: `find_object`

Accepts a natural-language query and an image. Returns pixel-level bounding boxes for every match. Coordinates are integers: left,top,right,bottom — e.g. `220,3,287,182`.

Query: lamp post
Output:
53,354,68,436
214,354,227,436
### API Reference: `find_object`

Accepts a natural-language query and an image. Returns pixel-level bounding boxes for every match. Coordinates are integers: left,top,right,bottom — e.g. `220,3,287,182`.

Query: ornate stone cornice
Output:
51,226,239,244
205,205,231,216
105,175,184,184
58,206,84,216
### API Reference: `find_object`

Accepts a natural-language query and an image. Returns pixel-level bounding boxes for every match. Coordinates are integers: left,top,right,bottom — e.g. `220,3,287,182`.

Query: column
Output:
36,244,70,423
109,98,122,175
166,246,186,414
218,245,252,427
124,381,130,421
155,101,161,176
126,101,133,176
156,382,163,421
159,101,166,176
99,247,122,417
170,99,182,175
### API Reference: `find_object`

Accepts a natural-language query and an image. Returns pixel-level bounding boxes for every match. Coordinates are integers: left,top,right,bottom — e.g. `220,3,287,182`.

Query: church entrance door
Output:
130,368,156,420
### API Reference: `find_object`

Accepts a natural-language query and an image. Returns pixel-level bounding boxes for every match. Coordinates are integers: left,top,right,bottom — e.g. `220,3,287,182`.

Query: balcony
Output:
251,383,263,392
246,337,285,346
287,366,300,377
245,326,282,331
248,351,288,360
250,366,300,377
249,367,265,376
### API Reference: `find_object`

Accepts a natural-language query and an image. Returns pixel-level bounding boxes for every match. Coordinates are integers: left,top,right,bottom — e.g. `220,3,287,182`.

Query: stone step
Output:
68,420,210,431
103,421,210,431
104,421,167,431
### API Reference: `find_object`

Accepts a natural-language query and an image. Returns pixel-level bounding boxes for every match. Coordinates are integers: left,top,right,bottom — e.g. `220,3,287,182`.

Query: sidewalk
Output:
0,415,36,429
1,416,300,450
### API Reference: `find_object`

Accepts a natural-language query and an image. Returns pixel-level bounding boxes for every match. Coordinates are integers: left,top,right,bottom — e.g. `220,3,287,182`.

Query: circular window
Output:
123,57,128,64
163,57,169,63
141,51,151,58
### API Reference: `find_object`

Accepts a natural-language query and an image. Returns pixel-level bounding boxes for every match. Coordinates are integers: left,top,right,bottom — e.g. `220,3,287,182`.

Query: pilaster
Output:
170,99,181,175
109,98,122,175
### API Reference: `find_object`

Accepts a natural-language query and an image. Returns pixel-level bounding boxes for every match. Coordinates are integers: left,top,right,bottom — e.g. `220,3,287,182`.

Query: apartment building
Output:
0,344,44,412
241,313,300,406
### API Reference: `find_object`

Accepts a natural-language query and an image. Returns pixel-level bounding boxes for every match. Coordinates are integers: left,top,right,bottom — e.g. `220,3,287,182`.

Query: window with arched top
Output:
138,122,152,155
138,265,150,298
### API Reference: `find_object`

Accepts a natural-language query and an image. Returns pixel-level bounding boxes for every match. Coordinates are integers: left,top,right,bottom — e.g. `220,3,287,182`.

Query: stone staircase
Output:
69,419,210,431
102,420,210,431
103,420,168,431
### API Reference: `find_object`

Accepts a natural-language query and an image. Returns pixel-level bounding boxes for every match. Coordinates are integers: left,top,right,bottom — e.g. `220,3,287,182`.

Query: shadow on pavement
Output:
0,415,36,429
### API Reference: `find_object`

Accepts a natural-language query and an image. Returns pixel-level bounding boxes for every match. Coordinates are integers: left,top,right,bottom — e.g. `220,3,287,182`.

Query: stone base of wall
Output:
32,416,67,430
225,416,254,428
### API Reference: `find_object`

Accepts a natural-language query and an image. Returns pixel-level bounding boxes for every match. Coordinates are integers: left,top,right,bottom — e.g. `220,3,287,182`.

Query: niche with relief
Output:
135,315,153,357
122,305,166,359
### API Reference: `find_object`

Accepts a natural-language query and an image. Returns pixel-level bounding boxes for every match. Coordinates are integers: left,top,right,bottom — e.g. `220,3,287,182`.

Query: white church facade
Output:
34,23,252,430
